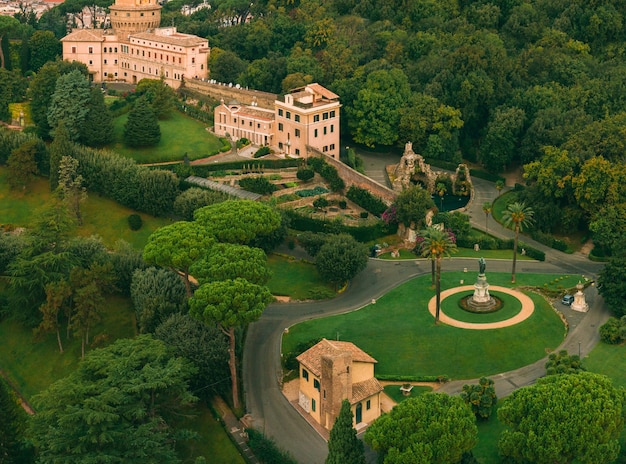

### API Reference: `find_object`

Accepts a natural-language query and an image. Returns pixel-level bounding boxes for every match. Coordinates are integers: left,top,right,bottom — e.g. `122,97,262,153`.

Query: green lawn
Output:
283,272,567,379
176,402,246,464
267,254,335,300
441,290,522,324
0,295,136,400
585,342,626,388
0,167,171,249
109,110,223,163
383,384,432,404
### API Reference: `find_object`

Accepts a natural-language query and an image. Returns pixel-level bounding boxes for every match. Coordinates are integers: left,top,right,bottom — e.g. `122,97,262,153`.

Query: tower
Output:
109,0,161,41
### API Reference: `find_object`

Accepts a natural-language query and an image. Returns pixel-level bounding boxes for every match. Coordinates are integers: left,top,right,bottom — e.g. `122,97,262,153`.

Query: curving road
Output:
243,171,608,464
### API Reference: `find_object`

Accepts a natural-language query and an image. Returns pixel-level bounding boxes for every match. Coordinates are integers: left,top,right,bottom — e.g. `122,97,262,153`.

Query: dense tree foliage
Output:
155,313,230,399
173,187,230,221
47,69,91,142
598,258,626,318
394,186,435,229
326,400,366,464
123,96,161,147
29,336,196,463
461,377,497,420
498,372,625,464
315,234,368,288
545,350,585,375
136,78,176,119
131,267,187,333
365,393,478,463
190,242,271,286
0,376,32,463
189,278,272,409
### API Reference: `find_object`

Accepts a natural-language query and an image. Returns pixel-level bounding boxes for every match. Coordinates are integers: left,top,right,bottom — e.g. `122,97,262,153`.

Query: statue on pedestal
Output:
468,257,496,311
479,257,486,275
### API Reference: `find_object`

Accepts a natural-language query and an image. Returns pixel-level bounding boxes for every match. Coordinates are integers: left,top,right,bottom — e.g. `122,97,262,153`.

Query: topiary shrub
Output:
238,176,277,195
127,214,143,230
253,146,271,158
296,168,315,182
313,197,329,209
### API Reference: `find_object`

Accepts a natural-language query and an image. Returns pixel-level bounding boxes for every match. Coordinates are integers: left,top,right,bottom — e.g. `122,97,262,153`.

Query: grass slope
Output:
283,272,567,379
0,167,171,249
267,254,335,300
110,110,223,163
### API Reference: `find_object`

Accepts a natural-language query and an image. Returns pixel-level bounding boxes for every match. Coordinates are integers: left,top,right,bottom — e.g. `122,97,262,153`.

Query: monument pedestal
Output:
468,274,497,311
571,282,589,313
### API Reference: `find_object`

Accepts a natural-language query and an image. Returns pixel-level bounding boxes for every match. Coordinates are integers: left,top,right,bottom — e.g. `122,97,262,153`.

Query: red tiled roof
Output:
351,377,383,404
61,29,105,42
296,339,377,378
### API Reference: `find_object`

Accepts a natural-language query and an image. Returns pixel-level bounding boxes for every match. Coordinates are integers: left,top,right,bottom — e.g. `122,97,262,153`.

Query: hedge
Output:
284,209,397,242
346,185,387,216
456,234,545,261
174,100,213,123
238,176,277,195
308,156,345,192
531,230,570,252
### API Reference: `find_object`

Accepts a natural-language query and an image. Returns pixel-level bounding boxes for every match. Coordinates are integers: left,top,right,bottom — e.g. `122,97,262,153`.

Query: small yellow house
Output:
296,339,383,431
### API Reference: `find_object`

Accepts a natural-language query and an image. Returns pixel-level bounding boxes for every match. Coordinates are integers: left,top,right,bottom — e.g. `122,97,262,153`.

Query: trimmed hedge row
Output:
456,234,545,261
531,230,569,252
346,185,387,216
174,100,213,123
284,209,397,242
469,169,506,183
307,156,345,192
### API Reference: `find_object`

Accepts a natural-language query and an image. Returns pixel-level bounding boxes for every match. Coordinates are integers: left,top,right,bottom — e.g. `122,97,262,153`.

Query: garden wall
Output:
184,79,278,109
306,146,397,205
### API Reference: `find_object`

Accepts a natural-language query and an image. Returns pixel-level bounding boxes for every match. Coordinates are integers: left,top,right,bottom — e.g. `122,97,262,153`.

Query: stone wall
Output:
306,146,397,205
184,79,278,109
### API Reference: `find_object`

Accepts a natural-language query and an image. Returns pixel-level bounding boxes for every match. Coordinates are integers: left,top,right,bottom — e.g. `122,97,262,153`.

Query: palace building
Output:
213,83,341,159
61,0,209,88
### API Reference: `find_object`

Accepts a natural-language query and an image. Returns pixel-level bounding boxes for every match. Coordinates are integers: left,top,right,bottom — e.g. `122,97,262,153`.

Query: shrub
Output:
296,186,329,197
246,429,298,464
308,157,345,192
253,146,271,158
313,197,329,209
339,200,347,209
360,211,369,219
238,176,277,195
296,168,315,182
346,185,387,216
236,137,250,148
127,214,143,231
599,317,626,344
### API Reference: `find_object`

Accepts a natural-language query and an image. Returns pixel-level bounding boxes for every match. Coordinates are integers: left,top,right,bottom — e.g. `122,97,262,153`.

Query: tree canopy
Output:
365,393,478,464
326,399,366,464
29,336,197,463
498,372,625,464
315,234,368,287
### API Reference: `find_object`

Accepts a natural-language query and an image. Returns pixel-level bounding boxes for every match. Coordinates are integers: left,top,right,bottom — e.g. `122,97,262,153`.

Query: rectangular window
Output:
114,47,117,53
330,144,335,150
331,124,334,133
295,129,300,137
278,123,283,131
234,118,237,123
104,59,107,64
249,121,253,127
286,111,291,119
295,114,300,122
330,110,336,118
313,114,320,122
302,369,309,381
71,46,76,53
366,399,371,410
278,142,283,149
323,127,327,135
311,398,316,412
323,112,329,120
88,47,93,54
313,379,320,391
278,109,283,117
89,60,92,65
323,390,326,399
148,52,151,58
323,146,328,152
114,60,118,65
314,129,318,137
295,148,300,155
179,58,181,64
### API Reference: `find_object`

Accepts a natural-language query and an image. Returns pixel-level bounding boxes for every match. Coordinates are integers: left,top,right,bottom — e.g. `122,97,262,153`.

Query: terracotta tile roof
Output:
61,29,105,42
296,339,377,378
351,377,383,404
306,83,340,100
131,31,208,48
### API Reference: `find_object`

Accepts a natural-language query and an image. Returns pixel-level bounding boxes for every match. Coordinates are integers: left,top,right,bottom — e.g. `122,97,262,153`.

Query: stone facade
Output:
296,339,383,431
61,0,209,88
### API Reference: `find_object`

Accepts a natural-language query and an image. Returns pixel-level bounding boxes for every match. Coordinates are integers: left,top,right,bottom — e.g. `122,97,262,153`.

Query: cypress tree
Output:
80,87,113,148
123,95,161,147
0,376,30,463
326,400,366,464
49,120,72,191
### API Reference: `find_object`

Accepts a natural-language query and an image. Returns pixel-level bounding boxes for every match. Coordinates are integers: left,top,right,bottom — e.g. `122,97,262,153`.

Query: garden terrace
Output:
185,176,262,200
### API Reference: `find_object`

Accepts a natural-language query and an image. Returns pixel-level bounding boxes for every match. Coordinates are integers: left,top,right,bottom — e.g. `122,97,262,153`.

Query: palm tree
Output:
495,180,505,196
436,182,447,210
417,227,457,323
501,202,534,283
482,202,492,233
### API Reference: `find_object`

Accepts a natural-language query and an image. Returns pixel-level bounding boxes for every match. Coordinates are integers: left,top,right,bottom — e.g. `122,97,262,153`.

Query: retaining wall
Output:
184,79,278,109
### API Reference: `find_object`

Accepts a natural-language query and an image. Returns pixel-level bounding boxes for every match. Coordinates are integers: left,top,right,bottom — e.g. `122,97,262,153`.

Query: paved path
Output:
243,162,607,464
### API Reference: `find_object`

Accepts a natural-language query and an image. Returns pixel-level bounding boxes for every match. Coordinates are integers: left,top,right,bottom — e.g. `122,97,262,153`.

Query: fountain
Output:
466,258,498,312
